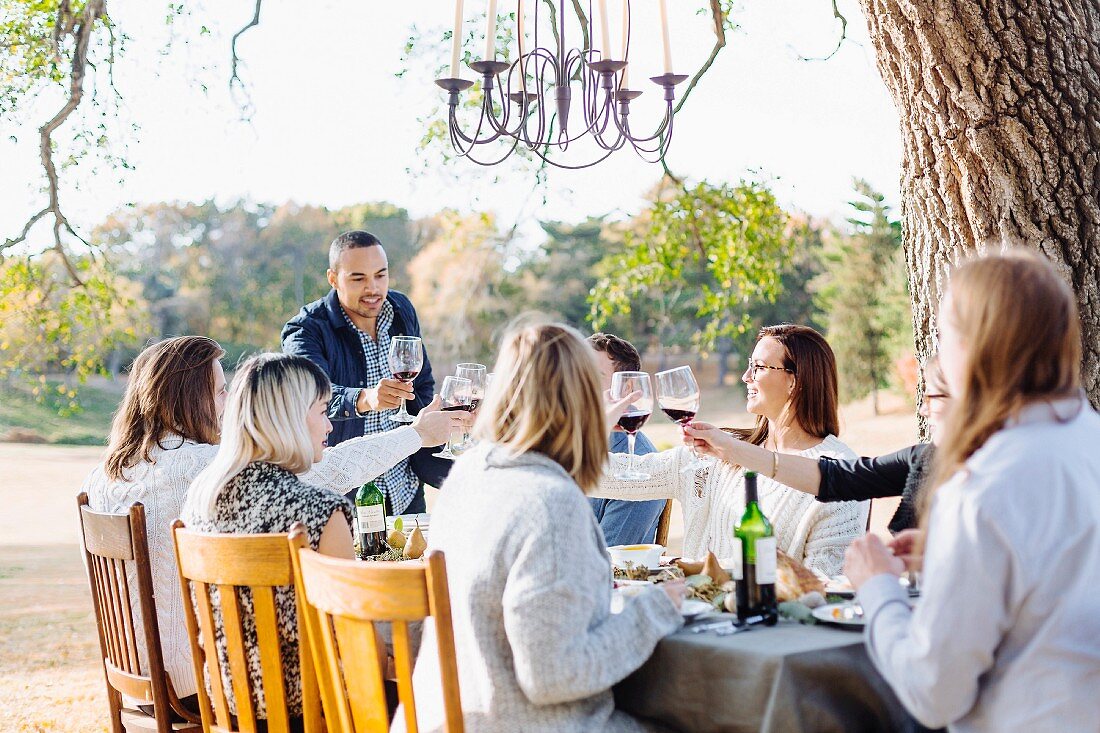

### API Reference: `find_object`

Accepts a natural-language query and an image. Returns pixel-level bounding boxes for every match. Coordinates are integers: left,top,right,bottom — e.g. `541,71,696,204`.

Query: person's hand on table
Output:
682,421,739,462
887,528,925,573
844,534,905,590
603,388,642,435
410,395,466,447
357,377,415,413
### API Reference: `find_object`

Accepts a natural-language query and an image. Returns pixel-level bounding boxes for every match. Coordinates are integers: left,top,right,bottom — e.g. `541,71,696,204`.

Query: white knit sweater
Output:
399,443,684,733
593,436,868,577
82,426,422,698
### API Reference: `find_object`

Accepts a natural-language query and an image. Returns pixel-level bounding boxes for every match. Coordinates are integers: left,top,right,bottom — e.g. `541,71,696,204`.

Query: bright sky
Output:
1,0,902,248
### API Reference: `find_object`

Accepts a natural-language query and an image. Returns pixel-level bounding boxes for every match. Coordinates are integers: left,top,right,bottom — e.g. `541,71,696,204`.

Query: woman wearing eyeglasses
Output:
685,357,950,533
593,324,867,577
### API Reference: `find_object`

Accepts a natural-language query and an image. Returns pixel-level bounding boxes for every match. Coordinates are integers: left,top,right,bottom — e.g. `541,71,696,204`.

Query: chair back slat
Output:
252,586,291,733
289,528,465,733
190,580,234,728
392,620,419,733
217,584,260,732
114,558,142,673
172,521,321,733
77,493,189,733
425,553,464,733
332,614,390,733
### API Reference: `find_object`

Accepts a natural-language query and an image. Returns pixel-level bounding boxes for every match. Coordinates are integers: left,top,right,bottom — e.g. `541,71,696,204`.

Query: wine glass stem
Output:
398,396,408,419
627,432,637,473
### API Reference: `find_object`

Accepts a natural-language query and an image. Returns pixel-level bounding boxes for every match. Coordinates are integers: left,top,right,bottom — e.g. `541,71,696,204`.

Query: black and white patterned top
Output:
341,301,421,514
181,461,353,720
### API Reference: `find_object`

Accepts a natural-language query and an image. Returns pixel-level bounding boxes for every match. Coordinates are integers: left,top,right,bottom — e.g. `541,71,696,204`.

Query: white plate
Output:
680,599,714,619
812,602,864,627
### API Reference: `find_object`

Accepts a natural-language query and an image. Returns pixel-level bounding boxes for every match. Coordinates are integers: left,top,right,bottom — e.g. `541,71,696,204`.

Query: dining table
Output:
614,616,923,733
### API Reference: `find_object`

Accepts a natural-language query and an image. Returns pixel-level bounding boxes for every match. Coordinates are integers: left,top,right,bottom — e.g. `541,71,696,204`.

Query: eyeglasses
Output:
745,361,794,380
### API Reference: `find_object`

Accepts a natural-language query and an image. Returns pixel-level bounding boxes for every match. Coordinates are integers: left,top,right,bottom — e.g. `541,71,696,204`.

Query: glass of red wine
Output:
434,375,472,460
455,363,486,448
656,365,709,469
610,371,653,481
388,336,424,424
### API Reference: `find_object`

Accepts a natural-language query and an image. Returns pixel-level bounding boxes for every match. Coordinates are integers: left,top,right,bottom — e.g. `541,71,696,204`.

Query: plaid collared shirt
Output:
342,301,421,514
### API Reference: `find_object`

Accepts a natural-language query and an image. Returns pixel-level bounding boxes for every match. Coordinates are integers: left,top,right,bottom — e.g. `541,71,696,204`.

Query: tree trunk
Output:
859,0,1100,408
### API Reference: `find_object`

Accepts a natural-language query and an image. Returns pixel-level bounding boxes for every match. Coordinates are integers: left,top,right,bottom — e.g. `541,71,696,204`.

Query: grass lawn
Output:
0,380,120,446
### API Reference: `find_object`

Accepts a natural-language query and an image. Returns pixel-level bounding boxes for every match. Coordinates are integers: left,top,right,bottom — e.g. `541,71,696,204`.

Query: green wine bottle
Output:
734,471,778,625
354,481,387,560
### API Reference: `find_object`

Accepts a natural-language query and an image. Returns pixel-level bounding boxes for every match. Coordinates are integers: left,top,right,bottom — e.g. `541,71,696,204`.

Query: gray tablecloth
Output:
614,618,917,733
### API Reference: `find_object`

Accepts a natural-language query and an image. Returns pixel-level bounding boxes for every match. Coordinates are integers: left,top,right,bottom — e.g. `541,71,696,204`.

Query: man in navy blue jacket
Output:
282,230,451,514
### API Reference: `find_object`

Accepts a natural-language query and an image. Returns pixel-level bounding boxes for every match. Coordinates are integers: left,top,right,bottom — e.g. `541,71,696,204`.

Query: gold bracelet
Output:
770,450,779,479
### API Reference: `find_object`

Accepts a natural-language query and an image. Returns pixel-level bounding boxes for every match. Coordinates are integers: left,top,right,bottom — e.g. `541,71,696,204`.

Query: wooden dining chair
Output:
288,526,464,733
654,499,674,547
77,493,201,733
171,520,322,733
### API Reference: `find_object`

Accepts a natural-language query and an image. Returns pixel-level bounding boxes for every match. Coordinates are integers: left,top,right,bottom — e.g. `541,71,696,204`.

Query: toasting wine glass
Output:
388,336,424,424
610,371,653,481
455,362,486,449
656,365,710,469
433,375,472,460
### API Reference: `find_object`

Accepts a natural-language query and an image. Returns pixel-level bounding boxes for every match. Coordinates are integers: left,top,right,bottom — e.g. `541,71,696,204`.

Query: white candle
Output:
658,0,672,74
620,0,629,86
620,0,629,59
451,0,464,77
517,0,526,91
486,0,499,60
598,0,611,58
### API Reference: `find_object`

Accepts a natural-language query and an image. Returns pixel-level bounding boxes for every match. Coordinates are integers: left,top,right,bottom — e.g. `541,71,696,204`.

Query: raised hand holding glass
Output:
434,375,472,460
611,371,653,481
388,336,424,424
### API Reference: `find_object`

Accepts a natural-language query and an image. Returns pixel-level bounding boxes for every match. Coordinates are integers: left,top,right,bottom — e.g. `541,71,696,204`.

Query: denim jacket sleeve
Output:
282,315,362,422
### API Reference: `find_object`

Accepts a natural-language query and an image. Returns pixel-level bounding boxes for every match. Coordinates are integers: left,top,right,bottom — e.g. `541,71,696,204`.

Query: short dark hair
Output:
328,230,381,270
587,332,642,372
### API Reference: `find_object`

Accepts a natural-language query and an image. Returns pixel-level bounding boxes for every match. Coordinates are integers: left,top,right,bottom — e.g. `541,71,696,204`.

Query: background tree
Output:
813,180,911,413
590,178,792,359
858,0,1100,406
407,210,515,369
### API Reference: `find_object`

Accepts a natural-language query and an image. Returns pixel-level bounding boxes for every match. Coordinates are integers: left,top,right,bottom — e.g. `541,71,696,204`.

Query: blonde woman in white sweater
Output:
403,323,686,733
594,325,867,577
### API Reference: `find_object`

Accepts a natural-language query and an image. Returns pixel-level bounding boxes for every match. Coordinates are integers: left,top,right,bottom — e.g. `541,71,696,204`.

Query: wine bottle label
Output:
356,505,385,533
728,539,744,580
755,537,777,584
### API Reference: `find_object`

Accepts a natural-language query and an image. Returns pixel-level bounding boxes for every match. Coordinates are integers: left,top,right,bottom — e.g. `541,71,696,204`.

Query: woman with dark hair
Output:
593,324,867,576
81,336,462,708
685,356,950,533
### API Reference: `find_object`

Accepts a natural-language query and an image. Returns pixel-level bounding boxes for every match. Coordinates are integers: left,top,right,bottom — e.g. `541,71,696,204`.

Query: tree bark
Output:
858,0,1100,407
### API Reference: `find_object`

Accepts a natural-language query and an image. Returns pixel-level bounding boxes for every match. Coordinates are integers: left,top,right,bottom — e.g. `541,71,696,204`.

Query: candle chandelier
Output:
435,0,688,169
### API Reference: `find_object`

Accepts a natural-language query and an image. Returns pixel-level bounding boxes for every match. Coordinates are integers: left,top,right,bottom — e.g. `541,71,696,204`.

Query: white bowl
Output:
607,544,664,570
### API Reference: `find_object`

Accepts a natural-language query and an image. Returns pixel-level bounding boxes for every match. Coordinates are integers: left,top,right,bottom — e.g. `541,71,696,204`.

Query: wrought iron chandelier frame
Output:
435,0,688,169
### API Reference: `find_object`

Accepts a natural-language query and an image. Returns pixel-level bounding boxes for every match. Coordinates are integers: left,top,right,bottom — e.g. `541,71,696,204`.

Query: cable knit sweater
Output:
82,426,422,698
593,436,868,577
398,442,684,733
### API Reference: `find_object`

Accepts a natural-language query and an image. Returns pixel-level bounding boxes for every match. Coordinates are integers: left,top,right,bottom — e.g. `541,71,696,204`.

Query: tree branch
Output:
229,0,263,117
569,0,591,57
28,0,106,286
797,0,848,62
2,208,50,253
